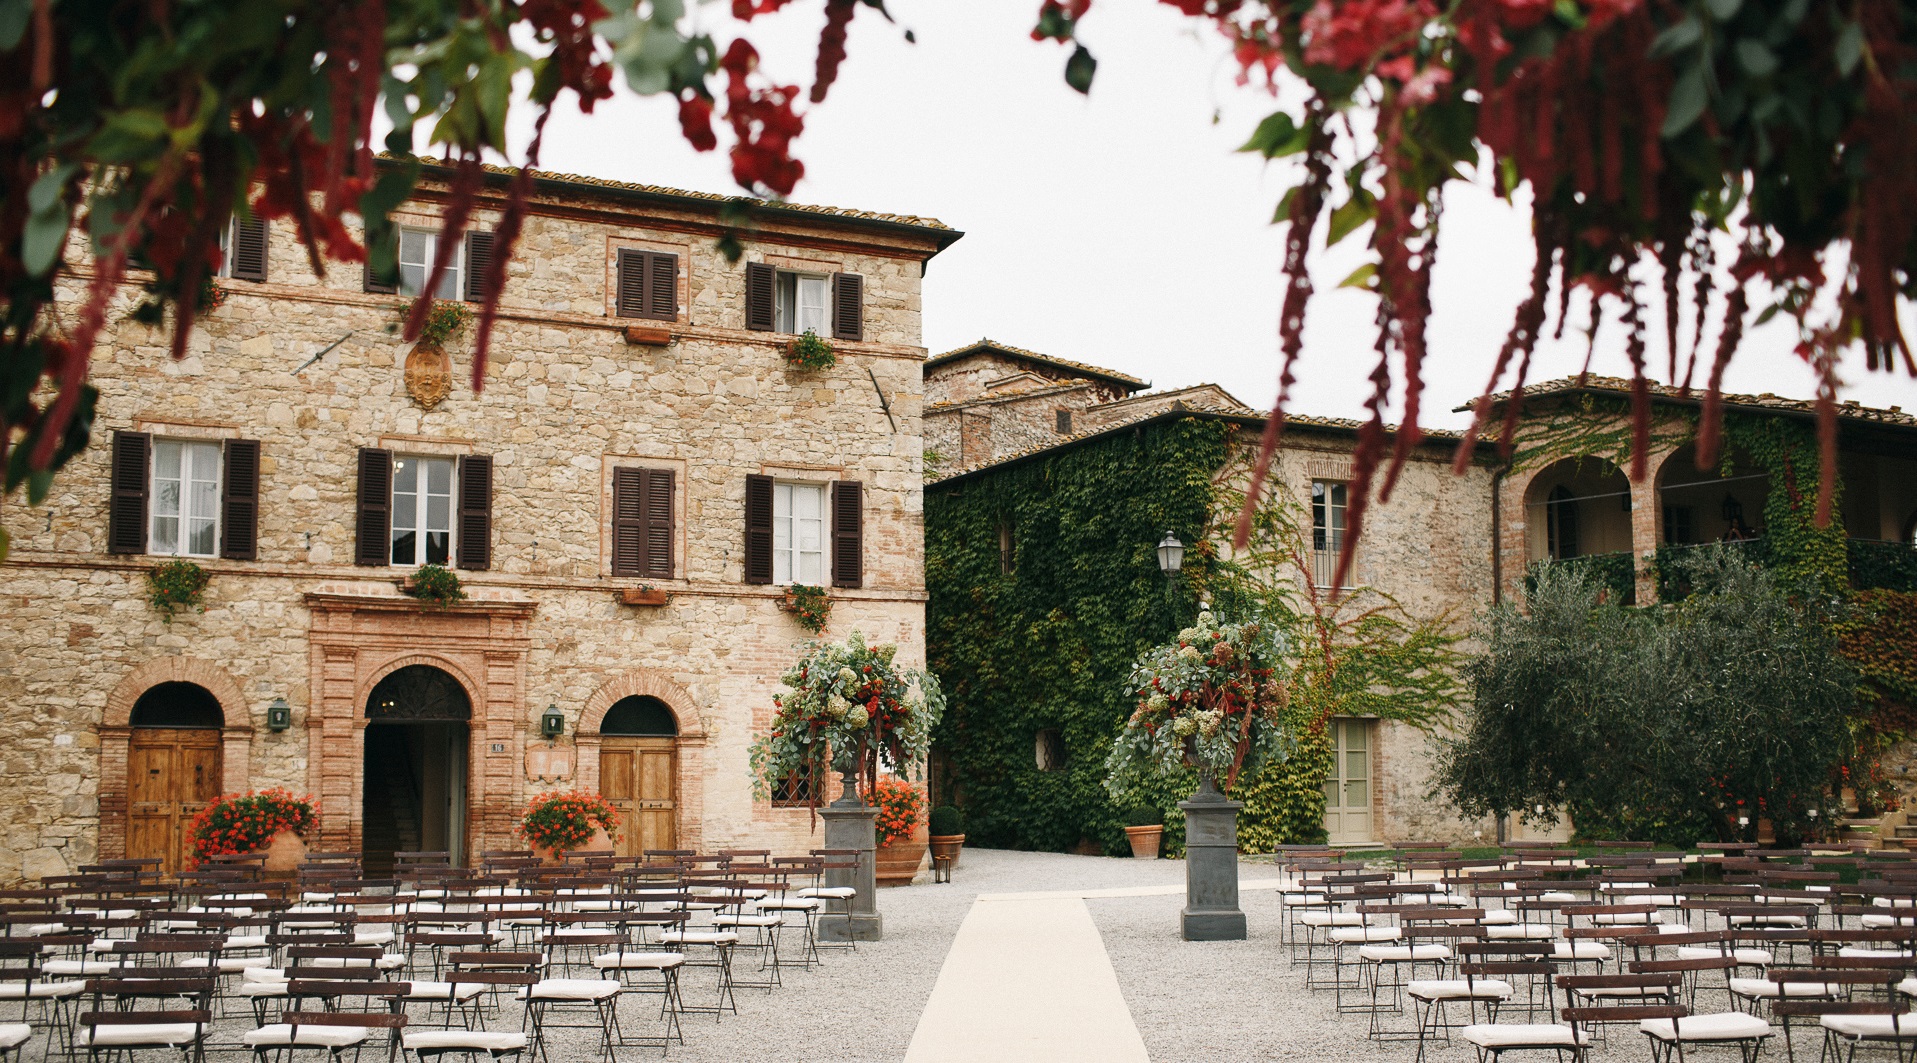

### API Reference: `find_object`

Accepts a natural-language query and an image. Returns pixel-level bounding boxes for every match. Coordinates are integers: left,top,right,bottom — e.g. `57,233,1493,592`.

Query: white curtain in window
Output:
774,482,826,585
775,272,830,335
392,456,456,565
151,440,221,556
398,229,461,300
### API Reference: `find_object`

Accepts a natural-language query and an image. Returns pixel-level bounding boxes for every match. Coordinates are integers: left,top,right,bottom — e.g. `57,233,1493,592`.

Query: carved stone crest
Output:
404,341,452,409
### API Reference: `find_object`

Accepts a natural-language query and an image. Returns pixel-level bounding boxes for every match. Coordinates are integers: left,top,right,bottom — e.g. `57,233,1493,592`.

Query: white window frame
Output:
215,219,235,279
149,439,223,558
772,480,828,586
397,227,464,300
390,454,458,567
774,270,830,336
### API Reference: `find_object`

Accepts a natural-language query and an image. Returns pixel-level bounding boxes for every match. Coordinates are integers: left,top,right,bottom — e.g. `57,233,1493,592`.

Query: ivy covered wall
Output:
924,417,1233,854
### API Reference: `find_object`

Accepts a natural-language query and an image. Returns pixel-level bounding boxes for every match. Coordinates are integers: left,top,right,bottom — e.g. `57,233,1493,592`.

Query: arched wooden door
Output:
598,696,678,857
126,683,225,874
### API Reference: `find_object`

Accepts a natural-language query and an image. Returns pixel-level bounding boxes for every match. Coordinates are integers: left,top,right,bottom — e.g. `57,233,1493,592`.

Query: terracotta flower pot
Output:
262,830,309,873
874,839,927,886
1124,825,1163,860
928,834,965,868
532,825,615,866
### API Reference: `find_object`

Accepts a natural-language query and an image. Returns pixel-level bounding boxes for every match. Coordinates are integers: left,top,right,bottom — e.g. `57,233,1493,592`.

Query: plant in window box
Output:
517,790,619,864
618,584,670,607
197,274,226,316
402,563,466,607
784,328,835,371
187,789,317,872
748,631,946,814
871,776,927,886
1105,610,1291,939
779,583,831,633
145,559,210,623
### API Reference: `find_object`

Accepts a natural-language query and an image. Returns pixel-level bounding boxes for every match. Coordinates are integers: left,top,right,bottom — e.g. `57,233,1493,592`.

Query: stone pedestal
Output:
817,778,883,942
1179,775,1246,941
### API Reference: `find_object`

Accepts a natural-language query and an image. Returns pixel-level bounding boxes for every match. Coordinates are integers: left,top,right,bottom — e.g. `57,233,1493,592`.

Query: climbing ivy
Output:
1721,417,1847,594
925,418,1233,855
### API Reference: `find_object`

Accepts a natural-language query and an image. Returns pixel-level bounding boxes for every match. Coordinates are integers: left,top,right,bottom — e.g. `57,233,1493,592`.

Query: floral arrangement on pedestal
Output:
749,631,946,809
872,776,924,846
517,790,620,854
1105,609,1293,798
187,789,317,866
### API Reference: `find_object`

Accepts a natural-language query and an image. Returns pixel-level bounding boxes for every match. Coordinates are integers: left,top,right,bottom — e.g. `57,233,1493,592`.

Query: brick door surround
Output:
99,656,255,861
575,669,709,855
304,589,537,858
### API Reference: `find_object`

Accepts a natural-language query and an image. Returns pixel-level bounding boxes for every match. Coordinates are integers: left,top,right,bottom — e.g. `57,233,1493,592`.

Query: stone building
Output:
0,162,959,879
922,345,1499,848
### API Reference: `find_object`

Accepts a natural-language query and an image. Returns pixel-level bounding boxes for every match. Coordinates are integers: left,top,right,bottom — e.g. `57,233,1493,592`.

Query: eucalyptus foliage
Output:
1437,548,1858,845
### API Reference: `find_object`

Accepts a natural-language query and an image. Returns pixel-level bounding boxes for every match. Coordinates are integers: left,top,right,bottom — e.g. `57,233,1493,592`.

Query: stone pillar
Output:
817,776,882,942
1179,775,1246,941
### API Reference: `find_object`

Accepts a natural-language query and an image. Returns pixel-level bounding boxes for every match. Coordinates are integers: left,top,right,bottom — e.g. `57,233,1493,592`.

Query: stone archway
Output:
576,670,707,855
99,657,255,861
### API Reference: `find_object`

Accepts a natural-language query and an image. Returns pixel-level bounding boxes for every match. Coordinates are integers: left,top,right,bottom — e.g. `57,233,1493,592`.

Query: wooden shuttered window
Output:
611,467,674,578
354,448,393,566
464,231,495,303
831,480,863,589
616,250,679,321
744,262,776,332
831,272,863,342
363,258,397,294
743,473,774,584
108,431,151,555
219,439,261,560
456,453,492,570
229,218,268,282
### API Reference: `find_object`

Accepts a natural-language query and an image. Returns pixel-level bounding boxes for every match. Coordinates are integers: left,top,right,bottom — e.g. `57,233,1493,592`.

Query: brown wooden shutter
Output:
229,218,268,282
220,438,260,560
456,453,492,570
743,473,774,584
646,252,678,321
832,272,864,342
354,448,393,566
745,262,776,332
611,466,645,577
616,250,646,318
643,468,673,578
108,431,151,555
463,231,495,302
832,479,863,589
363,260,397,294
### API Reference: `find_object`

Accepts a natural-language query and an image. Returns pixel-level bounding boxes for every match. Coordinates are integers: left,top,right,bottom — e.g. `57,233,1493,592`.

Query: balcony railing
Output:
1308,551,1357,594
1526,550,1638,605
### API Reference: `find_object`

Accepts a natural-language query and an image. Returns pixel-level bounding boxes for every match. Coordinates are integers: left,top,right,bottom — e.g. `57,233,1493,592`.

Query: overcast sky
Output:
518,0,1917,426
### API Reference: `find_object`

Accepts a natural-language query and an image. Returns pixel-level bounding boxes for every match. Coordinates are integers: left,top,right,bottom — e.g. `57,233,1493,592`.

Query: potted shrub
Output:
402,563,467,607
518,790,619,864
784,329,835,371
146,559,210,623
928,805,966,868
779,583,830,633
187,789,318,873
872,776,927,886
1122,806,1164,860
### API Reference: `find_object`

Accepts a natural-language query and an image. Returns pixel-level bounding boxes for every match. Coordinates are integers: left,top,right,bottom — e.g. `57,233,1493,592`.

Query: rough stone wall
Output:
0,183,943,880
923,352,1132,406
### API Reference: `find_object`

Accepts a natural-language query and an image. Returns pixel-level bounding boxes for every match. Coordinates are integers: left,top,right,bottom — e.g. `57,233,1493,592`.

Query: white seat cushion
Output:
658,931,739,946
1487,924,1556,940
712,914,783,928
1898,977,1917,998
1841,947,1914,959
1359,944,1452,962
1678,946,1772,965
1592,912,1662,926
1408,979,1513,1001
592,952,685,970
1462,1024,1589,1048
1552,941,1611,960
42,960,121,976
1822,1013,1917,1040
0,979,85,999
1640,1012,1773,1042
242,1024,372,1048
1581,985,1677,999
0,1024,28,1050
1299,912,1366,928
1861,914,1916,929
798,887,856,899
77,1023,203,1047
1279,893,1328,906
404,981,487,1002
522,978,619,1002
1540,891,1579,903
353,930,397,946
755,899,821,912
402,1030,528,1053
1730,977,1840,999
1328,927,1401,944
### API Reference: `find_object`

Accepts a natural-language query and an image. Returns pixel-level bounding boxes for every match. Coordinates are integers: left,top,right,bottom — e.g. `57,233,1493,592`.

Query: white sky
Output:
518,0,1917,427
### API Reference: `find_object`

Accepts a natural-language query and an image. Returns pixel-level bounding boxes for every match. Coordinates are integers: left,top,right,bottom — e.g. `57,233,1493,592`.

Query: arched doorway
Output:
363,665,471,873
597,696,678,857
127,682,224,875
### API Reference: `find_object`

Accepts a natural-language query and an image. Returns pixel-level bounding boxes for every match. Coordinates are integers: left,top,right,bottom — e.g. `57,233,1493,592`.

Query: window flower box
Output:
618,586,670,607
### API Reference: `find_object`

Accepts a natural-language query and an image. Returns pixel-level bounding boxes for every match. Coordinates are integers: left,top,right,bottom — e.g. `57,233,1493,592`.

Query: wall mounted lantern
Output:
540,704,566,741
266,698,292,732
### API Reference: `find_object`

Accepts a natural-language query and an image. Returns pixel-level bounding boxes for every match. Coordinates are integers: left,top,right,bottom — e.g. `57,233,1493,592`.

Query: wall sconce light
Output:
540,704,565,741
266,698,292,732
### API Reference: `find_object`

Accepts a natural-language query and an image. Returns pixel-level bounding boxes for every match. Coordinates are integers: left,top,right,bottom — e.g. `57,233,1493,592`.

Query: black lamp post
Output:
1156,531,1185,614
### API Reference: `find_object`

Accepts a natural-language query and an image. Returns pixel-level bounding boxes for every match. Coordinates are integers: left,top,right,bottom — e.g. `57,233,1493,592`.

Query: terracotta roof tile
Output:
1461,374,1917,430
923,339,1150,390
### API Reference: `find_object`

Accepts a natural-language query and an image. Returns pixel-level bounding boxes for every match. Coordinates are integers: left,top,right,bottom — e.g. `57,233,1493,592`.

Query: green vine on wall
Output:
1721,417,1847,594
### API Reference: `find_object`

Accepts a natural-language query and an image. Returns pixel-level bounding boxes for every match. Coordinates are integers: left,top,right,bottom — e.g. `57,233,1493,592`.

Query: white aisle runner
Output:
903,894,1150,1063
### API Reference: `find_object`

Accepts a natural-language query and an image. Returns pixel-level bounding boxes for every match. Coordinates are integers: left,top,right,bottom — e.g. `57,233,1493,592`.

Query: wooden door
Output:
1321,718,1373,846
128,729,223,874
599,737,675,857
